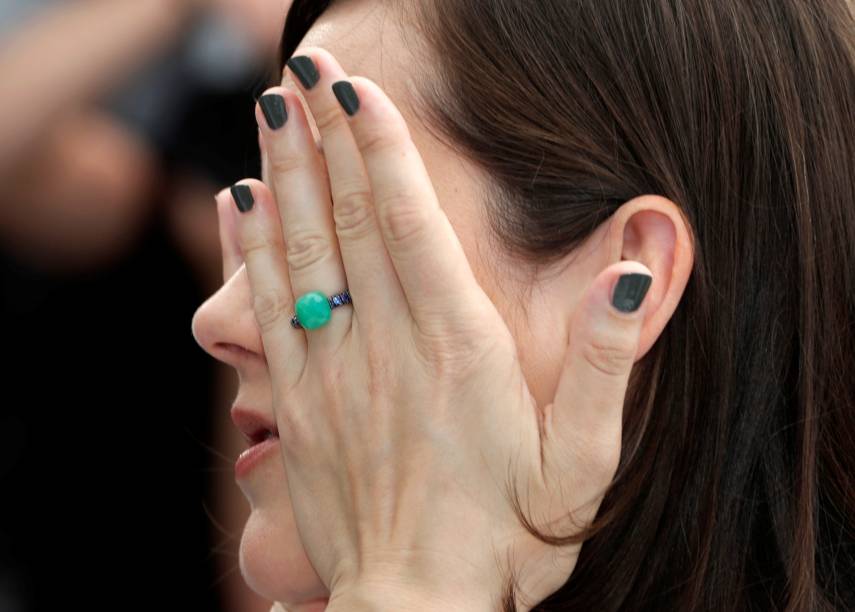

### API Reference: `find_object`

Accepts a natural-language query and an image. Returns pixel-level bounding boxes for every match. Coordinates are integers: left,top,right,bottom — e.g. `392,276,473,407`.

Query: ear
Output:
604,194,695,361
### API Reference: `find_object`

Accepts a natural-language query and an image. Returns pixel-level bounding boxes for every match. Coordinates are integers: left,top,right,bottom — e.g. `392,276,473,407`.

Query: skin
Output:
191,1,694,610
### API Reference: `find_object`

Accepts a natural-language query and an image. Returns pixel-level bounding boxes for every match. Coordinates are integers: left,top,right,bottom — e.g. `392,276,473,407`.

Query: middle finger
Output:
284,50,409,336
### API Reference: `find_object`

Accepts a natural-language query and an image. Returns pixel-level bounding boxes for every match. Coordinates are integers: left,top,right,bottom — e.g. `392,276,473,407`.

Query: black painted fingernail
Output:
612,273,652,313
231,184,254,213
332,81,360,116
259,94,288,130
287,56,320,89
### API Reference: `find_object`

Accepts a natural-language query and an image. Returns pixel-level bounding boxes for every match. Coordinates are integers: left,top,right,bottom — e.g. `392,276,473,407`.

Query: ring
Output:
290,289,353,330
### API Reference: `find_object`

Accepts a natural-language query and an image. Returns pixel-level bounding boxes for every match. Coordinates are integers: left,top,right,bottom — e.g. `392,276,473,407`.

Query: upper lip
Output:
230,405,279,446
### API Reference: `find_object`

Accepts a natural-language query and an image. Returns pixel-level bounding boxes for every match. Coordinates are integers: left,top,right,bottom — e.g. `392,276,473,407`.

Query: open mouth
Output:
248,427,279,446
230,406,280,450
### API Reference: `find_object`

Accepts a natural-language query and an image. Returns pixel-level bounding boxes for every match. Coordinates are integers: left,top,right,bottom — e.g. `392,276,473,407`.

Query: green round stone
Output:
295,291,332,330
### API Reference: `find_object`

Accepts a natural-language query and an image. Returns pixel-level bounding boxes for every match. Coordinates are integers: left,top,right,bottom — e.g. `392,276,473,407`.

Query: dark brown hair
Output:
278,1,855,610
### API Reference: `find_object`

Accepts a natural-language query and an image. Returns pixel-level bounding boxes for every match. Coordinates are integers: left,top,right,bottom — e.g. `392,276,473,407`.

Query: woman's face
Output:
192,1,602,609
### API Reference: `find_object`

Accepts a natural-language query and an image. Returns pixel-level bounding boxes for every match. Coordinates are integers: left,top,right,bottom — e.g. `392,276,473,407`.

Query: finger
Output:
215,187,243,283
283,49,408,334
256,86,351,351
259,129,270,193
327,73,491,334
259,131,279,222
230,178,307,392
540,262,653,497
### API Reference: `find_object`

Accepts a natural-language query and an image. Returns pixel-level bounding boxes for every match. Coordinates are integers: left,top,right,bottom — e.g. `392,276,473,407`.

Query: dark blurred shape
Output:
104,9,271,185
0,2,271,610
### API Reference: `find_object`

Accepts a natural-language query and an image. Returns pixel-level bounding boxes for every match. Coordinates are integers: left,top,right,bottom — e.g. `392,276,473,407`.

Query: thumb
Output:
540,262,653,493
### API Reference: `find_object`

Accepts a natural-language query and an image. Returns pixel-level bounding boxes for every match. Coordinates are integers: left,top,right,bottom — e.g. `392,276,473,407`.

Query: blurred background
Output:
0,1,288,610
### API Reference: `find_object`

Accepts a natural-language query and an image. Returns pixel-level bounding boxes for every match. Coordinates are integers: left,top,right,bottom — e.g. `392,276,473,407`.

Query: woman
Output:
192,0,855,610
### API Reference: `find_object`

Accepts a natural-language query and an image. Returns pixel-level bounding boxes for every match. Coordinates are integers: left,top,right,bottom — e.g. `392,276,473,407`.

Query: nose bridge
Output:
191,268,257,364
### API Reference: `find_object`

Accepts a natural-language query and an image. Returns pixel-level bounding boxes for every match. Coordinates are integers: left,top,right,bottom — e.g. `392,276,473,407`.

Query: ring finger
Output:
256,86,351,354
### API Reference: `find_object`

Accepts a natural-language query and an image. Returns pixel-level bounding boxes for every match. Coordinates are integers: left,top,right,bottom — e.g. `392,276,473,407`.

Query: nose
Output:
191,266,264,370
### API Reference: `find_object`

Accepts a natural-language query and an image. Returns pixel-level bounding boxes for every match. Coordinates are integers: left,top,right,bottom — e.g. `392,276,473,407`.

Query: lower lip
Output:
235,435,279,479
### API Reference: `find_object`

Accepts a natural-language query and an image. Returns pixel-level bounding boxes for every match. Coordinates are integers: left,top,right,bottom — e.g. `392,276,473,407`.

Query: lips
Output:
230,405,279,446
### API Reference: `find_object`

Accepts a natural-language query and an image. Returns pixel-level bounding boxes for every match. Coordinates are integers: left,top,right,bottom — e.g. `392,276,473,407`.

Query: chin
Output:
239,503,329,607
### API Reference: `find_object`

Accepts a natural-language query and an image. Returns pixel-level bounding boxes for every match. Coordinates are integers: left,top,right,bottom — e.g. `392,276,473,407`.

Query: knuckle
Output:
379,197,429,247
285,229,333,273
241,231,277,260
581,333,637,377
360,126,400,158
252,290,291,333
268,153,307,177
333,181,376,238
414,320,497,381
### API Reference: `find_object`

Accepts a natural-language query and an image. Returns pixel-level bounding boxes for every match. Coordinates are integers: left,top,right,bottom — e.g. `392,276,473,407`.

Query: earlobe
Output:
610,195,695,360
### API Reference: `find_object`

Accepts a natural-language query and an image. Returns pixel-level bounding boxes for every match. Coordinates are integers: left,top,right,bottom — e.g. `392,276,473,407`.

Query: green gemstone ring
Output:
291,289,352,330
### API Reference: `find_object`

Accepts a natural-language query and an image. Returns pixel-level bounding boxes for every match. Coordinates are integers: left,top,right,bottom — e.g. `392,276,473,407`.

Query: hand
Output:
222,47,653,611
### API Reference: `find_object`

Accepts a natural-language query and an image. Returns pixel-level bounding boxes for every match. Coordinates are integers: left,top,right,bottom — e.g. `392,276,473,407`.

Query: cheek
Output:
239,491,328,605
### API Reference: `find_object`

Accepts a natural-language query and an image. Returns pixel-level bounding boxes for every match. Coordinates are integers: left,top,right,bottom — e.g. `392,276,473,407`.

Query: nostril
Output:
218,342,253,358
214,342,262,368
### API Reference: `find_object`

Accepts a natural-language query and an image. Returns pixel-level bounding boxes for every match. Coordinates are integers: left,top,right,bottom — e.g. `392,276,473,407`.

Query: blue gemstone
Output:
332,296,341,306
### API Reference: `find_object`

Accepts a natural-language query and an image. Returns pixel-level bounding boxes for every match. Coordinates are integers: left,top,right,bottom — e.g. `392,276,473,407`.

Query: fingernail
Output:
332,81,360,116
612,273,652,313
231,184,255,213
259,94,288,130
287,56,320,89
